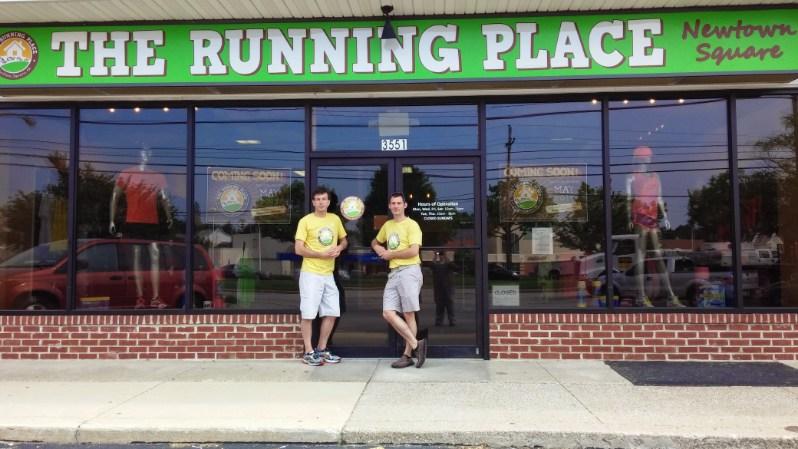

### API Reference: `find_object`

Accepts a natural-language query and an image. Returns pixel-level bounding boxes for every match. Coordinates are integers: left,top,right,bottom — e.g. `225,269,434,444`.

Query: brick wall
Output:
490,313,798,361
4,312,797,361
0,314,301,360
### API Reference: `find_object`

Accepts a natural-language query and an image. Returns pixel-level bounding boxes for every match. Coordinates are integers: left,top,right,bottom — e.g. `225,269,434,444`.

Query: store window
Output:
194,107,305,310
736,96,798,307
0,109,70,310
312,105,478,151
77,107,187,310
609,98,732,308
486,102,604,308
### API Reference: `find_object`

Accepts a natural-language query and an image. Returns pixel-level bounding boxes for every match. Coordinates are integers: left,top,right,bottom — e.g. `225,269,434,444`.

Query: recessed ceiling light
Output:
163,107,170,112
623,100,629,105
109,108,115,113
133,107,141,112
236,139,261,145
649,99,656,104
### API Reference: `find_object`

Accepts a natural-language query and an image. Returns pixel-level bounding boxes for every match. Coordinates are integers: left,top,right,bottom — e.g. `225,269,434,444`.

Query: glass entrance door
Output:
310,157,481,358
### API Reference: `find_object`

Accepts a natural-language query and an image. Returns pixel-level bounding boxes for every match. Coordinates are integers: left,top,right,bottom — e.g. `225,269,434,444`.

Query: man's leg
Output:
301,319,315,354
382,310,418,353
299,272,323,364
402,311,417,356
316,315,337,351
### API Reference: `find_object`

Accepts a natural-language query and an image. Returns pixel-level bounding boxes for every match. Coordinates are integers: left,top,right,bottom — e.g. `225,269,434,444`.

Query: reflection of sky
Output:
0,110,71,200
736,97,793,172
313,105,478,151
609,99,728,228
80,108,188,216
486,102,603,183
194,108,305,216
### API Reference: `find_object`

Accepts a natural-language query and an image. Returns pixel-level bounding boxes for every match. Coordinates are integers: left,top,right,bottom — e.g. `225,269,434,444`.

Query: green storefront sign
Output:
0,8,796,87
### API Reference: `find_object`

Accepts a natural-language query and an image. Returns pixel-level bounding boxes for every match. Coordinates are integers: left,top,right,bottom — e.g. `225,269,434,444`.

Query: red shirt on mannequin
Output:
630,171,661,229
115,167,167,224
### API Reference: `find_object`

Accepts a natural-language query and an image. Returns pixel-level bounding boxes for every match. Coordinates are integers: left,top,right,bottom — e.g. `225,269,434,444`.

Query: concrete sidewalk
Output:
0,359,797,449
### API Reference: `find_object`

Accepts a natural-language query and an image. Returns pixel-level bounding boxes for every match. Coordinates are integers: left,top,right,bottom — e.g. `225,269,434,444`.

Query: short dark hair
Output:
389,192,406,202
312,186,330,199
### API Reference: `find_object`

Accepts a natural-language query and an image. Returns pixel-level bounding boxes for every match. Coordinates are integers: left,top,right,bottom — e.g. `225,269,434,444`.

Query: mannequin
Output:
625,145,685,308
109,148,173,309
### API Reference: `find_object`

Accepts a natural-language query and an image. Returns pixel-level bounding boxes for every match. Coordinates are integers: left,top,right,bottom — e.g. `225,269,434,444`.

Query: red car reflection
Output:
0,239,222,310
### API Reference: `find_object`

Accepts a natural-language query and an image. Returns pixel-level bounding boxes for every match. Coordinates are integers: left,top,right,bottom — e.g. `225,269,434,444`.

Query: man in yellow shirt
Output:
371,193,427,368
295,186,348,366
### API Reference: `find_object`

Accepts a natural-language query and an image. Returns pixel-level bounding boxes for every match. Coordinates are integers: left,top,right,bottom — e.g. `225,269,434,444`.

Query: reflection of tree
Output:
553,183,620,252
255,180,304,242
686,172,732,242
487,176,561,267
0,151,120,248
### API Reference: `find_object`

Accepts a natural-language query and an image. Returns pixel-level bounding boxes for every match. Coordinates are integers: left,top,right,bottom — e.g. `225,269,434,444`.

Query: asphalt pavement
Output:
0,359,797,449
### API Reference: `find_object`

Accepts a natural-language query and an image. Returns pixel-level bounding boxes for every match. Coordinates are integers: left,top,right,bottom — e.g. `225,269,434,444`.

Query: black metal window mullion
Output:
185,105,196,312
601,97,614,311
478,101,490,359
305,104,312,210
66,107,79,312
727,96,743,309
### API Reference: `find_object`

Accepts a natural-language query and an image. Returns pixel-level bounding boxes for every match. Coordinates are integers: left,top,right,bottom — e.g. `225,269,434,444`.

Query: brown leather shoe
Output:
414,338,427,368
391,355,414,369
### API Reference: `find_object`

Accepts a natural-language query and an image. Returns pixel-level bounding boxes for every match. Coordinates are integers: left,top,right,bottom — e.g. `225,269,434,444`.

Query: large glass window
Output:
195,107,305,310
77,107,187,310
609,98,732,309
486,102,604,308
0,109,70,310
737,96,798,307
313,105,477,151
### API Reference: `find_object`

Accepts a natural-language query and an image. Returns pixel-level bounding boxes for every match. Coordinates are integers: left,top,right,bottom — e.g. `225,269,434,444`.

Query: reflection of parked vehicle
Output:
0,239,220,310
613,256,728,306
488,263,519,281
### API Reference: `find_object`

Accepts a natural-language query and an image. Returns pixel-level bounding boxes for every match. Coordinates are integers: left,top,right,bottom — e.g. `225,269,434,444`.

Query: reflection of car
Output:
0,239,220,310
488,263,519,281
612,256,730,306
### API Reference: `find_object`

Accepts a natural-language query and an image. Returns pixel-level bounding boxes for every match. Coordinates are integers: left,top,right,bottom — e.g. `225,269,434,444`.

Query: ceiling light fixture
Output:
380,5,397,40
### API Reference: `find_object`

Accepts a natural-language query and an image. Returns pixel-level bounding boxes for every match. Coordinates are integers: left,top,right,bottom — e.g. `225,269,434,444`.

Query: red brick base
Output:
0,314,302,360
3,312,797,361
490,313,798,361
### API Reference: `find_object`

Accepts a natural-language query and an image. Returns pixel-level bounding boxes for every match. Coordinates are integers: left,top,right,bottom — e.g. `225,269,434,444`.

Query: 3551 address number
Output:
380,138,408,151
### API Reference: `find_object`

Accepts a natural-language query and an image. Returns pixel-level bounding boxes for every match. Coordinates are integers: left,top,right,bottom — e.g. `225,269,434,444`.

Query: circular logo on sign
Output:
340,196,365,221
512,182,542,213
318,227,334,246
218,185,249,214
0,31,39,80
387,232,400,250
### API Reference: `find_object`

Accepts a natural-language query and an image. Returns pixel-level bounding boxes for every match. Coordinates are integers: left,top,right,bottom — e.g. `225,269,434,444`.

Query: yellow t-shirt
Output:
295,213,347,275
376,217,422,269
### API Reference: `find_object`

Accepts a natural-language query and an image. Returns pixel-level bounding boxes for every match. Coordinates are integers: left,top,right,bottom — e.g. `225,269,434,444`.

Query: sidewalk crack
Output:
73,364,199,443
539,363,606,425
339,359,380,445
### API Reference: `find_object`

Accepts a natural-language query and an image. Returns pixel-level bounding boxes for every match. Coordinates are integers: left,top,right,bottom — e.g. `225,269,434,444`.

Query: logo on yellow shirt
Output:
318,227,334,246
387,232,400,250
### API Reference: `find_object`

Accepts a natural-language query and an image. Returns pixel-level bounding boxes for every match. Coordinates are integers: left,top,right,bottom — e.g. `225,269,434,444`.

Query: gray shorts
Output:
383,264,423,313
299,271,340,320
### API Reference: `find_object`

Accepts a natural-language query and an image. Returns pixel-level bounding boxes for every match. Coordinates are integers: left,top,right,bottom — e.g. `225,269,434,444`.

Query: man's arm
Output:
295,239,328,259
381,244,419,261
324,236,348,258
371,238,386,257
